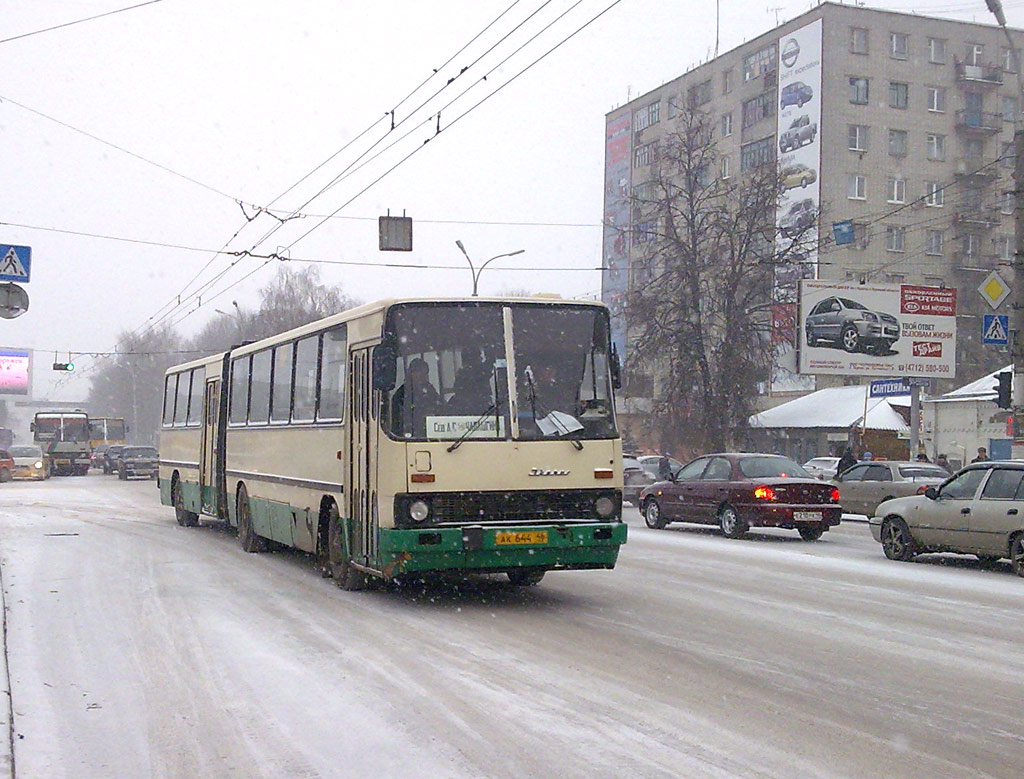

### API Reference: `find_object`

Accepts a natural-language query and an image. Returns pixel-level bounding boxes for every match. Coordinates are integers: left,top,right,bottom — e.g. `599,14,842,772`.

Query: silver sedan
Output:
833,461,948,516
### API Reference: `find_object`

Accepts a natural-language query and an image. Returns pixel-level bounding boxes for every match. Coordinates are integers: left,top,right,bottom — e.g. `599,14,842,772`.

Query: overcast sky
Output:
2,0,1022,403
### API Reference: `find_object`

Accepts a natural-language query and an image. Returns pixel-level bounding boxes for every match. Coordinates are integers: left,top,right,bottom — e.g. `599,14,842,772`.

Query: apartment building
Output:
603,2,1022,403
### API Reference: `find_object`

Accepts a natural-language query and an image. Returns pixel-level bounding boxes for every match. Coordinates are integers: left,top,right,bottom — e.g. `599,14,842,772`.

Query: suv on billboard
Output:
805,296,900,354
779,198,816,236
778,115,817,152
780,81,814,109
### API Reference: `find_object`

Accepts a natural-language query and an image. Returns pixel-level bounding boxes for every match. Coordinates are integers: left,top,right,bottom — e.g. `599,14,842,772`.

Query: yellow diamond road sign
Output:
979,270,1011,309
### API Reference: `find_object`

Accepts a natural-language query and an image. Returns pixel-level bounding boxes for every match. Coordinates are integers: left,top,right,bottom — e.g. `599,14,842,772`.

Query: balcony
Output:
953,209,1001,230
954,60,1003,87
955,109,1003,135
955,156,1001,180
954,253,1000,272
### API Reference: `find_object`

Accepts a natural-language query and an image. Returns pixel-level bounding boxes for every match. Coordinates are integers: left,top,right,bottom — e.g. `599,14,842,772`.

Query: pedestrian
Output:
971,447,989,463
915,452,930,462
935,453,951,472
836,446,857,475
862,451,873,461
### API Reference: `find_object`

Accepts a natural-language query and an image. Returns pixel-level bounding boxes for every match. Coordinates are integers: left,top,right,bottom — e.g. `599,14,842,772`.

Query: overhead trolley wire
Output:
0,0,168,45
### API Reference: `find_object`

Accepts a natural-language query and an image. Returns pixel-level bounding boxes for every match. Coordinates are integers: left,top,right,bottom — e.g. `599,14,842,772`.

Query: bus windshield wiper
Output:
446,403,498,452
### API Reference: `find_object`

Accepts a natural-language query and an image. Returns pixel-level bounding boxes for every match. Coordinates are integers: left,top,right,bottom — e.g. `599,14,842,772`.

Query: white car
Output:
803,457,840,481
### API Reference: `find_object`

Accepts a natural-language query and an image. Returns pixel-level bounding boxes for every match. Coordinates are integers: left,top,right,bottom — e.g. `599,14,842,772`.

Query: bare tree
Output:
249,265,360,340
623,105,814,455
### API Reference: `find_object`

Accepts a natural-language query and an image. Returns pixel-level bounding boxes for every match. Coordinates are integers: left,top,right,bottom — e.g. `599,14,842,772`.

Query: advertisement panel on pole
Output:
771,18,821,392
602,112,632,359
799,281,957,378
0,348,31,395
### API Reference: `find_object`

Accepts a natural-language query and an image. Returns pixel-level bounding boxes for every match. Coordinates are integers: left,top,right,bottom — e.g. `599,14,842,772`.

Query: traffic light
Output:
994,371,1012,409
52,362,74,372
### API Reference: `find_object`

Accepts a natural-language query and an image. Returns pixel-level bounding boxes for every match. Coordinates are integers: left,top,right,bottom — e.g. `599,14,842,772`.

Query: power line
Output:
0,0,167,45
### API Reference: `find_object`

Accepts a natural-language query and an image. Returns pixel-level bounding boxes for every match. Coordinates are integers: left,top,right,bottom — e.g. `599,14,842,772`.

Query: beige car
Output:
834,461,948,516
868,462,1024,575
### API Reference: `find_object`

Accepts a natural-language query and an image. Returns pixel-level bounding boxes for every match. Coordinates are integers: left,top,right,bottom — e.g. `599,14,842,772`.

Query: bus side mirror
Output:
372,344,397,391
610,344,622,390
29,422,35,432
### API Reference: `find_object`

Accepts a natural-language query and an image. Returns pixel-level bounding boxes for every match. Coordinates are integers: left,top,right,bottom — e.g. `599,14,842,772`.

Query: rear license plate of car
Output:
495,531,548,545
794,511,822,521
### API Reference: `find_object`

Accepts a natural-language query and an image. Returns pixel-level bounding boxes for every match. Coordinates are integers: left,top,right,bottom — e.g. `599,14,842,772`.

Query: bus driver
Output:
390,357,441,437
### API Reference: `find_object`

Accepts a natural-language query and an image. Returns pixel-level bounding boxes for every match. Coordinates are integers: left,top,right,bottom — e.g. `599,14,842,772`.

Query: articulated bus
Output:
159,297,627,589
88,417,127,449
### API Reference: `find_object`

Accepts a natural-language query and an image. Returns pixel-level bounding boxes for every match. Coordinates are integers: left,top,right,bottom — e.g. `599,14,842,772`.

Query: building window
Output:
722,69,733,94
742,92,776,128
963,233,981,260
1002,47,1017,73
634,140,658,168
889,129,907,156
964,137,984,162
924,181,944,206
740,136,774,171
848,174,867,200
848,124,868,151
742,44,777,81
927,86,946,112
925,229,945,256
967,43,985,66
886,225,906,252
928,37,946,64
688,80,712,107
722,112,733,137
885,273,906,284
1003,96,1019,121
849,77,869,105
999,235,1014,261
632,220,657,246
721,156,731,179
926,133,945,160
1003,140,1016,168
1002,190,1015,215
890,33,908,60
851,27,868,54
887,178,906,203
633,102,660,132
889,81,909,109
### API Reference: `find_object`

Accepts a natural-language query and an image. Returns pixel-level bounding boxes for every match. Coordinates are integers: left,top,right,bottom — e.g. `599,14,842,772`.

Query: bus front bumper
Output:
376,522,627,577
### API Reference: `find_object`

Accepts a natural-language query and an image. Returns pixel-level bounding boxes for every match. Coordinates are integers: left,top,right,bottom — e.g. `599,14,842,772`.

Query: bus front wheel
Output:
236,485,268,553
327,503,367,591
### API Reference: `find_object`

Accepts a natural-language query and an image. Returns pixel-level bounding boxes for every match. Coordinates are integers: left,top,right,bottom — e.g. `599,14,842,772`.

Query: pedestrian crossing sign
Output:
983,314,1009,345
0,244,30,283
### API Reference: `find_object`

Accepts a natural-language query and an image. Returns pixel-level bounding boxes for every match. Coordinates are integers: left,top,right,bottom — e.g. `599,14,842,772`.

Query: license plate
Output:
495,530,549,546
794,511,821,521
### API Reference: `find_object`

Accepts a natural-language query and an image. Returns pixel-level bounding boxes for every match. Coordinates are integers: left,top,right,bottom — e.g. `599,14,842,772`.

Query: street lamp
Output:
455,240,525,296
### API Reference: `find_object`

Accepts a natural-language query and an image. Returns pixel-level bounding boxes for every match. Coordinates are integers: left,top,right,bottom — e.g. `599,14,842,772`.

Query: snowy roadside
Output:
0,548,12,779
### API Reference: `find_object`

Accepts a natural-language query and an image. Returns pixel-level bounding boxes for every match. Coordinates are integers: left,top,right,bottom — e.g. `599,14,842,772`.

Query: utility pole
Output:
986,0,1024,457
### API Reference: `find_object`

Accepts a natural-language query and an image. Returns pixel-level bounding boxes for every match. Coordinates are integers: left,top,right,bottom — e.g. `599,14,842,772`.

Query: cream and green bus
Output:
159,297,626,589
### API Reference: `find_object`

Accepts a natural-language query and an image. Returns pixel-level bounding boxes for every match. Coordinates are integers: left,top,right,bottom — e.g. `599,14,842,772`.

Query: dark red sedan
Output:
639,453,842,540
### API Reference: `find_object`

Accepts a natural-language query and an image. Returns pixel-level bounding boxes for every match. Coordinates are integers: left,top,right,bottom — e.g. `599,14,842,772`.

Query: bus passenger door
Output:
347,349,377,567
200,379,219,515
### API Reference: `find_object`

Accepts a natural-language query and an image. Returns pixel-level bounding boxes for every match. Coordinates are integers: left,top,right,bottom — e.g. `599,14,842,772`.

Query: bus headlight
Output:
594,496,616,518
408,500,430,523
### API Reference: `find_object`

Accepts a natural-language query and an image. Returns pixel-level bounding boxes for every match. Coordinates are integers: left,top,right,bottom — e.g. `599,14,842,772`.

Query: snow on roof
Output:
749,385,909,431
930,363,1012,403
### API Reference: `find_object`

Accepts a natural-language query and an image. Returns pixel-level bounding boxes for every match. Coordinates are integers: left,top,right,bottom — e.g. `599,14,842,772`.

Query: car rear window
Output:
898,466,948,479
738,457,810,479
10,446,41,457
124,447,158,458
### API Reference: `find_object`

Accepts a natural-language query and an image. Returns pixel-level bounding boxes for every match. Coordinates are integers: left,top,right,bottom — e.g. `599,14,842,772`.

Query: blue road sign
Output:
833,220,855,246
0,245,31,283
869,378,911,397
982,314,1009,346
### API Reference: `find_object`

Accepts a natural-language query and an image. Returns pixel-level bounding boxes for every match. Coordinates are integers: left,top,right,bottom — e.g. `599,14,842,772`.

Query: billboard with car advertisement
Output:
771,18,821,392
0,348,31,395
602,112,632,359
799,280,957,378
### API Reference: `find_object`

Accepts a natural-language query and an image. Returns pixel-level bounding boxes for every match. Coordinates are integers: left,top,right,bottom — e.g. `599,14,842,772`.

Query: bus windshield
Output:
380,302,616,442
33,414,89,442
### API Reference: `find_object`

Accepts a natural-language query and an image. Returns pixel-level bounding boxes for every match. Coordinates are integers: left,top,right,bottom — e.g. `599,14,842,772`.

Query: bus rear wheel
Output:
172,477,198,527
236,485,268,553
327,503,367,591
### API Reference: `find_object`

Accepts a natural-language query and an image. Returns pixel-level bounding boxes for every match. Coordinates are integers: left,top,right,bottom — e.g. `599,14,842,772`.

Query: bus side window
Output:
163,374,177,426
229,358,250,424
187,368,204,426
173,371,191,426
271,343,294,423
318,325,347,422
249,350,272,425
293,336,319,422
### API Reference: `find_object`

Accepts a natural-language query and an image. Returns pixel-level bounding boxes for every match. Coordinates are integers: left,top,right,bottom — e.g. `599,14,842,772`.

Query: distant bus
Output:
88,417,127,448
0,427,12,450
159,297,627,589
32,412,91,476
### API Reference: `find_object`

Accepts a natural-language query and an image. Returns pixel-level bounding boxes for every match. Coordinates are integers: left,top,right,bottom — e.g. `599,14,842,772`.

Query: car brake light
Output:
916,485,928,494
830,487,840,502
753,485,776,500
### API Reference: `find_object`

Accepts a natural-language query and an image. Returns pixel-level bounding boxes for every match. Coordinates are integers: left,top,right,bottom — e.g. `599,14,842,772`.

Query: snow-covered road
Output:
1,474,1022,778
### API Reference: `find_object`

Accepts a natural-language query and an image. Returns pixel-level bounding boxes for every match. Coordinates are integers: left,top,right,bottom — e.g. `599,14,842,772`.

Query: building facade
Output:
604,2,1021,432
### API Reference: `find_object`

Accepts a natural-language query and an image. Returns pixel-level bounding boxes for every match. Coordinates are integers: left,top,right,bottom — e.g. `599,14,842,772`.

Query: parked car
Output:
778,198,815,237
102,444,125,474
9,444,49,480
637,455,684,481
805,296,900,354
803,456,841,481
0,450,13,482
117,446,159,480
639,453,842,540
780,81,814,108
869,462,1024,576
623,457,656,506
834,461,949,516
778,114,817,152
780,164,817,191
